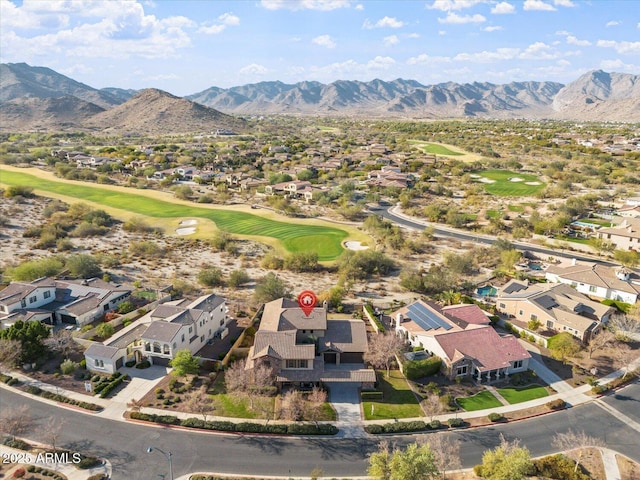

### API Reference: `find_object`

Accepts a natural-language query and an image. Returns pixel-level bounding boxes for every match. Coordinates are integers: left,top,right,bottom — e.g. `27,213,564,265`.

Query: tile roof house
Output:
597,217,640,251
247,298,375,389
495,279,615,343
0,277,132,329
392,300,530,383
85,293,228,373
545,259,640,304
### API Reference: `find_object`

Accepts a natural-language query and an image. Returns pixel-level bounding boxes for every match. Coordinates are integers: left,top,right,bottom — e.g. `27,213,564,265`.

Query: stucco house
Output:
392,300,530,383
0,277,132,329
246,298,376,389
545,259,640,304
495,279,615,343
85,293,228,373
597,217,640,251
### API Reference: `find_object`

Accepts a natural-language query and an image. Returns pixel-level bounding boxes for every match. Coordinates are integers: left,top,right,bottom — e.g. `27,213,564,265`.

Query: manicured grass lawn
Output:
0,170,348,260
407,140,464,156
456,390,502,411
554,234,592,245
485,209,503,219
362,370,423,420
476,169,546,197
508,204,525,213
497,384,549,404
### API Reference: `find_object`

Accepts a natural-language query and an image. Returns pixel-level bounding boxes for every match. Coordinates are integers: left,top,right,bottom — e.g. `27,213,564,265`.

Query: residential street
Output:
2,382,640,480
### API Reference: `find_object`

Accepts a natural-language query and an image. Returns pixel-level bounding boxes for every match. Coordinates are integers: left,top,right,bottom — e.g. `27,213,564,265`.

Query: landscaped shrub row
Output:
130,412,338,435
25,465,65,480
488,412,504,422
364,304,385,332
24,385,102,411
0,373,19,386
361,391,384,400
365,420,430,434
97,375,126,398
447,417,465,428
404,356,442,380
2,437,31,451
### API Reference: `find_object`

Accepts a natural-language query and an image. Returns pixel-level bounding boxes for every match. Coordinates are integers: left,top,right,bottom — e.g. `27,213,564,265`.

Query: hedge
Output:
129,412,338,435
361,391,384,400
404,356,442,380
447,418,465,428
1,373,19,385
546,399,566,410
98,374,126,398
364,304,386,333
365,421,429,434
24,385,102,411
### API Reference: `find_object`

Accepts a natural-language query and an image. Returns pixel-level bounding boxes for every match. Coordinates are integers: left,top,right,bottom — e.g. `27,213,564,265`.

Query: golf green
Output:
0,170,348,261
476,169,546,197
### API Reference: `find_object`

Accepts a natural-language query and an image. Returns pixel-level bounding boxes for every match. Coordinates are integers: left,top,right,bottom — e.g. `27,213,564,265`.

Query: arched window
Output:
153,342,161,353
144,342,151,352
163,344,170,355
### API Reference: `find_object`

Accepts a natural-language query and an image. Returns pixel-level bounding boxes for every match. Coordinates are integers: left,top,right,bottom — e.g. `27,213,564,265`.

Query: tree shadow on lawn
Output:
304,437,376,461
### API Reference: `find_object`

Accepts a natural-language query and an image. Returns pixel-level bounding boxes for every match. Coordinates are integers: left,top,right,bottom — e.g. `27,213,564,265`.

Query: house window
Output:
189,327,193,334
220,319,224,326
456,365,468,376
21,299,26,308
153,342,161,353
285,359,308,369
29,295,37,304
200,335,204,342
163,344,170,355
530,314,538,321
144,342,151,352
546,320,554,329
181,334,185,343
173,342,177,350
499,303,506,309
43,291,51,299
518,310,523,316
589,285,597,293
513,360,523,369
95,359,104,368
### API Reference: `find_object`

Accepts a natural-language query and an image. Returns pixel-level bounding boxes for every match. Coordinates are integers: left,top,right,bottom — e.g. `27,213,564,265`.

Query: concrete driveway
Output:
519,340,574,394
325,382,365,438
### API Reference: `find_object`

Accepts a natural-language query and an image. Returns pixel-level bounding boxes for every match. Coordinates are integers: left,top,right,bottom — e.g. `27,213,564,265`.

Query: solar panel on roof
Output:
407,303,453,332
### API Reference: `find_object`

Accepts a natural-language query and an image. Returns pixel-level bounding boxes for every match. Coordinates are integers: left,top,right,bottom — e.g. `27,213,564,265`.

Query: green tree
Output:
0,320,50,364
368,442,438,480
613,249,640,267
477,436,534,480
7,257,65,281
170,349,200,377
254,272,290,304
283,251,319,272
549,332,581,363
173,185,193,200
95,322,115,339
499,249,522,272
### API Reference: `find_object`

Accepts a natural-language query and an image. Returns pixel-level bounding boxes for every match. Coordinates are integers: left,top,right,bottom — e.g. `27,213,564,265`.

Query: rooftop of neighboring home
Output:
393,299,468,336
546,260,640,295
598,217,640,238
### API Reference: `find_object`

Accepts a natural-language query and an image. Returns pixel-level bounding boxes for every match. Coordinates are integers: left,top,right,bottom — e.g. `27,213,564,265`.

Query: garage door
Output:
115,357,124,369
60,314,76,324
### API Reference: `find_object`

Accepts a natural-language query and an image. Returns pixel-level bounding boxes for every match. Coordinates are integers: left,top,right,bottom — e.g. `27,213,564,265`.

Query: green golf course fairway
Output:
0,169,349,261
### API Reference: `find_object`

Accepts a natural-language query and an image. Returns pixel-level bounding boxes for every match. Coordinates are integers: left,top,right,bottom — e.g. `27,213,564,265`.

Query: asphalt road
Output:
2,385,640,480
371,206,617,266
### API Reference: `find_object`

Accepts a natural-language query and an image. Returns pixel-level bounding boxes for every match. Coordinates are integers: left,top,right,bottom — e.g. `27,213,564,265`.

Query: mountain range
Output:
1,62,638,134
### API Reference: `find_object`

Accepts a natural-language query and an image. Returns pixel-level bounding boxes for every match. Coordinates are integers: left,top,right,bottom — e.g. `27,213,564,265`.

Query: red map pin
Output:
297,290,318,317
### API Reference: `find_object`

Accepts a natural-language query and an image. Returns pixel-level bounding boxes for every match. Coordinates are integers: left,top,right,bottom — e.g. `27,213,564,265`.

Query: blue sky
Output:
1,0,639,96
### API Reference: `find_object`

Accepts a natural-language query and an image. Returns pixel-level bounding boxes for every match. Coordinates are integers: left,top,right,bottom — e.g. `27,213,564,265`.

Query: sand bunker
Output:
509,177,524,182
469,174,480,178
179,219,198,226
345,241,369,251
479,177,496,184
525,181,541,185
176,227,196,235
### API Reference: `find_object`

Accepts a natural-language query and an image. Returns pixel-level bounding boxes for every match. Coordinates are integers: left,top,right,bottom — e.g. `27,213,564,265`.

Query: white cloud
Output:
519,41,559,59
363,16,405,29
606,20,620,27
454,47,520,62
407,53,452,65
491,2,515,14
383,35,399,46
0,1,195,61
523,0,556,11
260,0,350,11
553,0,575,6
312,34,336,48
566,35,590,46
484,25,503,31
305,55,396,81
198,12,239,34
355,3,364,10
407,33,421,38
438,30,447,35
238,63,269,75
600,59,640,71
597,39,640,55
428,0,486,11
145,73,180,81
438,12,486,24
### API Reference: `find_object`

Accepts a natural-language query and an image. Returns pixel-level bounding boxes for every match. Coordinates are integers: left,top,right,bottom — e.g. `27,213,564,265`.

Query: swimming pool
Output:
477,286,497,297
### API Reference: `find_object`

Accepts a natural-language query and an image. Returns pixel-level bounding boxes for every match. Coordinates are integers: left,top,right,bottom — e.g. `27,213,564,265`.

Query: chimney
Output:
571,258,577,266
395,313,403,332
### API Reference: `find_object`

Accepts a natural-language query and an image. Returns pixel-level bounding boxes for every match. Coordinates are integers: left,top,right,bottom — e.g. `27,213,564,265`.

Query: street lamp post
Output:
147,446,173,480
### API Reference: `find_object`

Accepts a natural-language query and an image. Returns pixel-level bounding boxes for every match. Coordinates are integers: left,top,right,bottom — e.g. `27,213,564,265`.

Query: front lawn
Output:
497,384,549,404
363,370,423,420
456,390,502,411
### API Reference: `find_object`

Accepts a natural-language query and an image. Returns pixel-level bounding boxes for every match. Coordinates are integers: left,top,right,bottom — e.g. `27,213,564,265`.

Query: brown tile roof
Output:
260,298,327,332
320,319,368,354
442,304,491,327
252,330,316,360
546,262,640,296
434,328,530,372
392,300,462,335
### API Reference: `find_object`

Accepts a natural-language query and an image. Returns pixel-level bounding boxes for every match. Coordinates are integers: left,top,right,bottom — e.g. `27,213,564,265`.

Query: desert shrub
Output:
447,417,465,428
428,419,442,429
77,456,102,469
488,412,503,422
228,269,250,288
129,240,165,258
546,399,566,410
117,301,135,314
60,359,79,375
4,186,33,198
122,217,155,233
197,267,224,287
533,454,591,480
65,254,102,278
70,222,109,238
261,253,284,270
56,238,74,251
6,257,65,281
